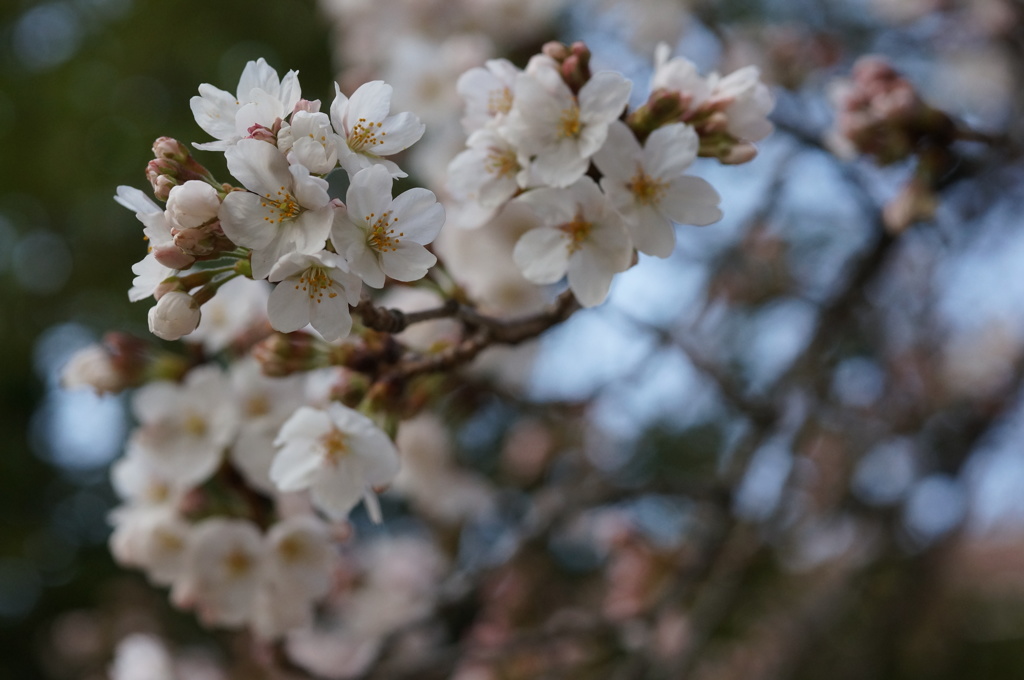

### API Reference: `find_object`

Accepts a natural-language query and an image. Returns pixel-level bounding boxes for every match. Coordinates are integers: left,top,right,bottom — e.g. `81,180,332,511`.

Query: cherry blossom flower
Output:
503,62,632,187
127,365,238,487
330,165,445,288
109,506,191,587
593,121,722,257
330,80,425,178
219,139,334,279
190,58,301,152
228,358,307,494
270,403,401,522
278,110,339,175
456,58,521,134
266,250,363,342
164,180,221,232
171,518,265,628
186,277,270,354
446,127,526,226
513,176,633,307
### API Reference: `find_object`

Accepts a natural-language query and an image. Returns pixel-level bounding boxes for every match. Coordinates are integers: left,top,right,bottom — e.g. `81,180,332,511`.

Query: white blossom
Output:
109,634,177,680
513,176,633,307
171,518,265,628
278,110,340,175
108,506,191,586
330,80,425,178
456,58,521,134
127,365,238,487
446,127,526,226
186,276,270,354
593,121,721,257
148,291,201,341
330,165,445,288
190,58,301,152
267,250,363,342
503,62,632,187
219,139,334,279
271,403,401,522
61,344,121,394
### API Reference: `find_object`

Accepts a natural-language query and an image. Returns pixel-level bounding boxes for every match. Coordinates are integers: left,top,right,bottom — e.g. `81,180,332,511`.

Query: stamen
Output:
559,211,593,254
349,117,387,151
627,165,668,205
366,211,404,253
485,146,518,177
320,427,349,466
559,105,582,139
297,266,336,305
488,86,514,116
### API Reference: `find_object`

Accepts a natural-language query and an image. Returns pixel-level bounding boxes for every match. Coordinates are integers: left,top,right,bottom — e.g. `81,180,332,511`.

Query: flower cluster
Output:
447,41,772,306
118,58,444,344
67,43,774,644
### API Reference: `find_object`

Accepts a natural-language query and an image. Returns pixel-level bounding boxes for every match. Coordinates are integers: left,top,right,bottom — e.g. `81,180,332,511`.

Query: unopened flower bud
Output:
246,124,277,143
146,160,179,201
251,332,330,377
173,228,218,257
292,99,321,115
147,291,201,341
61,333,151,394
720,142,758,165
165,180,221,232
152,137,190,162
153,276,186,301
152,244,196,270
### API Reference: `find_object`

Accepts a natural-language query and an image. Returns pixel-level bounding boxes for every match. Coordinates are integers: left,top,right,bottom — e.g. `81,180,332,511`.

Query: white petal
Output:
592,121,641,181
513,228,569,284
219,192,276,250
347,166,393,223
642,123,698,178
630,204,676,258
578,71,631,124
225,139,292,196
380,242,437,282
661,176,723,226
389,188,444,244
267,281,312,333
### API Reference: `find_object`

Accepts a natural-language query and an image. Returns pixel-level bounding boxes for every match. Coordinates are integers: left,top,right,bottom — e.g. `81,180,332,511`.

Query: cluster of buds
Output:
144,139,236,269
627,42,775,164
833,56,955,165
832,56,960,233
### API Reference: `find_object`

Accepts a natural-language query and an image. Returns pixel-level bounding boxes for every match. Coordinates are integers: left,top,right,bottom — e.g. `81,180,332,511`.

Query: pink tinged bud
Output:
152,244,197,270
152,137,190,162
246,124,277,143
542,41,570,62
721,142,759,165
153,276,185,300
292,99,321,115
147,291,201,341
172,228,218,256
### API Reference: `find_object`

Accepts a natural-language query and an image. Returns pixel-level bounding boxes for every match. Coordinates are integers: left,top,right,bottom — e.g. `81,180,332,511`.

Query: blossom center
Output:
261,186,302,224
627,167,668,205
224,548,253,578
295,266,338,304
559,105,582,139
245,394,271,418
277,536,307,563
349,117,386,152
366,211,404,253
183,411,208,437
488,87,513,116
559,212,592,254
486,146,518,178
320,427,350,467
